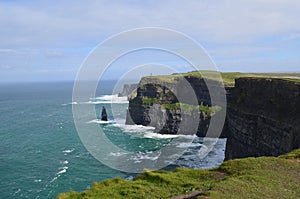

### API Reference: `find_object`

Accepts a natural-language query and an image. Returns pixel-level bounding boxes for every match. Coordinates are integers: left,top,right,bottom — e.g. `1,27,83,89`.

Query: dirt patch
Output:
170,190,204,199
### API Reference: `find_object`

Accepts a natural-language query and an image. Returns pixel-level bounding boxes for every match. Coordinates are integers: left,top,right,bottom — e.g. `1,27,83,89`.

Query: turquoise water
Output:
0,82,226,199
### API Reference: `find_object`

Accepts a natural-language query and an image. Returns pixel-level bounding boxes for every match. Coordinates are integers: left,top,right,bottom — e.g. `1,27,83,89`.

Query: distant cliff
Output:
225,78,300,159
119,83,138,97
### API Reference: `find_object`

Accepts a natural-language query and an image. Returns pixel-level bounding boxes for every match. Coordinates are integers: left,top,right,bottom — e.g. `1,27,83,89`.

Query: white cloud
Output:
0,0,299,48
0,0,299,81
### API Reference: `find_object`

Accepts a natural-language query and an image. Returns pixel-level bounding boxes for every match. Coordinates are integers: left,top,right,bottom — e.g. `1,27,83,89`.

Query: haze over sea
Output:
0,81,226,199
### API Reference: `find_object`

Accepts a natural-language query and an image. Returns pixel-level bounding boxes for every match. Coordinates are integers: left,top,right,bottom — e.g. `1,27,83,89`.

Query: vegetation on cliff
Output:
58,149,300,199
141,96,221,117
141,71,300,86
161,103,221,118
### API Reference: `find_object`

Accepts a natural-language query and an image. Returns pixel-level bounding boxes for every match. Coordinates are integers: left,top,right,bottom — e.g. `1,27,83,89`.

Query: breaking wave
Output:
62,95,129,106
88,119,116,124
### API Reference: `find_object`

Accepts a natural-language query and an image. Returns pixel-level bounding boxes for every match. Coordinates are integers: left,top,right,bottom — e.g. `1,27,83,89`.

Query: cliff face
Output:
125,76,227,137
225,78,300,159
125,74,300,159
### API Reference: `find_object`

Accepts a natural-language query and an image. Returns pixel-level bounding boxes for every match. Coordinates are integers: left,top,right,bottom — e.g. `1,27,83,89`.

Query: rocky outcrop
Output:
101,106,108,121
225,78,300,159
125,75,228,137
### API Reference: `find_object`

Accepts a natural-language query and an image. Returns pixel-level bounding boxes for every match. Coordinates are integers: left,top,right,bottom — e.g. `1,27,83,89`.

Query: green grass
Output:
141,71,300,86
142,97,158,104
57,149,300,199
140,99,221,117
161,102,221,117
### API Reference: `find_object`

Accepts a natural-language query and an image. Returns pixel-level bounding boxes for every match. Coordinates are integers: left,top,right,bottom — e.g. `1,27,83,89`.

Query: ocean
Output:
0,81,226,199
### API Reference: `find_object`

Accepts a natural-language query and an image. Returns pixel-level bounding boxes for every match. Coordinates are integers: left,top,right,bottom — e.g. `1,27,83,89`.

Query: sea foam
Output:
62,149,74,154
88,119,116,124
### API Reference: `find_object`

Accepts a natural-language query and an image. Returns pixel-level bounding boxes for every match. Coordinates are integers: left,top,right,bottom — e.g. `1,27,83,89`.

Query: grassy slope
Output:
58,149,300,199
141,71,300,86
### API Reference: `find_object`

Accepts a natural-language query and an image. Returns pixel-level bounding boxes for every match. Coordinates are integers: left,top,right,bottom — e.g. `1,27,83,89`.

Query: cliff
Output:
125,72,300,158
125,74,228,137
225,78,300,159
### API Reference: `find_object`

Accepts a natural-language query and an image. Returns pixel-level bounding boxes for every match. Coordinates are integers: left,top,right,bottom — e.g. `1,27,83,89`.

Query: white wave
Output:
57,166,68,175
109,152,128,157
63,160,69,165
62,95,128,105
83,100,129,104
109,150,161,164
176,142,202,148
168,138,227,169
144,132,179,139
125,176,134,181
88,95,129,104
88,119,116,124
130,151,160,163
114,124,195,139
34,179,42,183
61,102,78,106
81,100,129,104
50,176,58,183
114,124,155,133
93,94,128,101
62,149,74,153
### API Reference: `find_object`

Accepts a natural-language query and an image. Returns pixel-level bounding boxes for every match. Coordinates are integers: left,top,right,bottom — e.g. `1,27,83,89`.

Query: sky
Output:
0,0,300,82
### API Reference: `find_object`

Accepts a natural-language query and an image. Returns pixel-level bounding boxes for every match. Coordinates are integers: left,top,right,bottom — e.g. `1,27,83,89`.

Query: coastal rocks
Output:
225,78,300,159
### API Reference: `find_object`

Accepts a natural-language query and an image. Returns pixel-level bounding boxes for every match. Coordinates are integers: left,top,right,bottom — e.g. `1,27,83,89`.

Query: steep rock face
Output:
125,76,228,137
126,74,300,159
225,78,300,159
126,103,211,136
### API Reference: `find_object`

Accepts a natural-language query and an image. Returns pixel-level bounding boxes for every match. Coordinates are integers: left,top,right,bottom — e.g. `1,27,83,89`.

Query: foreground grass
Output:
58,149,300,199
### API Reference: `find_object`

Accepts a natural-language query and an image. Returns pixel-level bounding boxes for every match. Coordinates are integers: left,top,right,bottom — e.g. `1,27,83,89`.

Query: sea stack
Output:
101,106,108,121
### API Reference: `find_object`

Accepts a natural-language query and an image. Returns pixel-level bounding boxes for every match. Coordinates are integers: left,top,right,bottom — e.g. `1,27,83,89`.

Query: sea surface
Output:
0,81,226,199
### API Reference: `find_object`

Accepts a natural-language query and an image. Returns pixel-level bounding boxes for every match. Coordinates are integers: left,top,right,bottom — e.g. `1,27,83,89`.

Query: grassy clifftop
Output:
141,71,300,86
58,149,300,199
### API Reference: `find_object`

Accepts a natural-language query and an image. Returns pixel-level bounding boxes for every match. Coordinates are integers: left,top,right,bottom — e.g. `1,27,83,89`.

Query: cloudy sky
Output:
1,0,300,82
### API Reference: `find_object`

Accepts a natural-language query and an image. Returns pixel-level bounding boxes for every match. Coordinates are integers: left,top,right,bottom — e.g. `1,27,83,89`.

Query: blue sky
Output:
0,0,300,82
